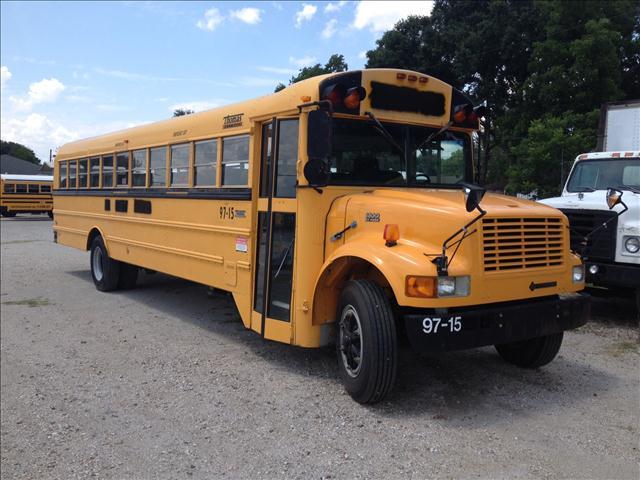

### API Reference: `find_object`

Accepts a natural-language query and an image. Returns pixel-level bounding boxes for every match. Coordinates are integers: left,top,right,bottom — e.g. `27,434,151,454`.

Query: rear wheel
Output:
90,236,120,292
495,332,564,368
118,263,139,290
1,210,16,218
336,280,397,404
47,211,53,219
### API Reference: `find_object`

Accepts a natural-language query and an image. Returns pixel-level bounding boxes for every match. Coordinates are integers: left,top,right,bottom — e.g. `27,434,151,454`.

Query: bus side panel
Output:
53,194,254,327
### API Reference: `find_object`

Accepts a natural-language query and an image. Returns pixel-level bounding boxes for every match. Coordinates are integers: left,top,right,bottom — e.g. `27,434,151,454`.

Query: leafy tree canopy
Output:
173,108,194,117
366,0,640,196
275,54,348,92
0,140,41,165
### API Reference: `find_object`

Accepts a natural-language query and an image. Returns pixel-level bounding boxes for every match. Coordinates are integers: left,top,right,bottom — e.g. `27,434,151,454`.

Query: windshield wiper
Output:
364,111,405,157
617,184,640,194
574,187,596,192
416,121,453,151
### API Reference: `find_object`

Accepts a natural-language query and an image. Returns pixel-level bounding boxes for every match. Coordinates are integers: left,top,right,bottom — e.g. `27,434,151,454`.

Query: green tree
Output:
274,54,348,92
0,140,41,164
173,108,194,117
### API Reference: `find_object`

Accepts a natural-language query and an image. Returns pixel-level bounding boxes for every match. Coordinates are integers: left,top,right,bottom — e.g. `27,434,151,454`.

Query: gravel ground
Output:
1,216,639,479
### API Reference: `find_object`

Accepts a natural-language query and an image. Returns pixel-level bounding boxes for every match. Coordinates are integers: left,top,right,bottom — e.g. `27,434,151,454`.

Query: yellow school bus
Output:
53,69,589,403
1,174,54,218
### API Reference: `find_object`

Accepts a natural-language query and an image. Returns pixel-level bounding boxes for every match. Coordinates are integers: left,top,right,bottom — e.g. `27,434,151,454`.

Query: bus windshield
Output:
328,118,471,187
566,158,640,192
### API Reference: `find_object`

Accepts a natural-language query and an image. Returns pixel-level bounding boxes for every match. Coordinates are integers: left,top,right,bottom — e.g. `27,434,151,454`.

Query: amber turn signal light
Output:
383,224,399,247
406,276,436,298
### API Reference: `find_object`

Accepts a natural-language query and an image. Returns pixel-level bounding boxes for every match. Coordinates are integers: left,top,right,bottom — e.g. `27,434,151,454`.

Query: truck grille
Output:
483,217,565,272
559,209,617,261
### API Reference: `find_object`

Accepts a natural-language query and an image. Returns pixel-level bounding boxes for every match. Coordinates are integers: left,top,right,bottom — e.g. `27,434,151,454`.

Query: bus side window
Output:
78,159,88,188
194,139,217,186
116,152,129,187
4,183,15,193
221,135,249,186
149,147,166,187
16,184,27,194
170,143,189,187
59,162,67,188
102,155,114,188
89,157,100,188
40,185,51,193
28,184,39,194
132,149,147,187
68,160,78,188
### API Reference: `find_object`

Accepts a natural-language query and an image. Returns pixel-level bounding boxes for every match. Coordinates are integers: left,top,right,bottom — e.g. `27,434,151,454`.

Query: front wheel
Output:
90,236,120,292
336,280,397,404
495,332,564,368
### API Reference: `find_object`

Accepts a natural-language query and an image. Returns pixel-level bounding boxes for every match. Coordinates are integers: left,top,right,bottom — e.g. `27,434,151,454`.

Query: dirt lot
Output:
1,216,638,479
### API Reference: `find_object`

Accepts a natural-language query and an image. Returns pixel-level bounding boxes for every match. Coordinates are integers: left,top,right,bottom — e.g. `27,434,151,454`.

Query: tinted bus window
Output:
89,157,100,187
16,184,27,193
132,149,147,187
170,143,189,186
102,155,114,188
116,152,129,187
28,184,39,193
40,185,51,193
150,147,166,187
221,136,249,186
4,184,15,193
194,139,217,186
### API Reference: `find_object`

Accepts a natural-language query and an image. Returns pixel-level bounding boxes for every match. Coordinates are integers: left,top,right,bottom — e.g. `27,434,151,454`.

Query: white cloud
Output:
230,7,262,24
325,1,346,13
169,100,223,112
295,4,317,28
353,1,433,32
197,8,224,31
257,66,298,75
10,78,66,111
1,113,78,160
358,50,367,60
289,56,317,68
322,19,338,39
1,66,12,90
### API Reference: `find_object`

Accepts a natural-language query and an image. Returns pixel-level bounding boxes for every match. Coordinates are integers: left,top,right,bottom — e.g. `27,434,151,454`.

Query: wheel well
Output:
86,228,102,251
312,256,394,326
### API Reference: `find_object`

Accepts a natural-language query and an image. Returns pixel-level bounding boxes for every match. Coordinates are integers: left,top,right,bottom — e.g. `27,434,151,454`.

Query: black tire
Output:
336,280,397,404
495,332,564,368
1,211,16,218
47,211,53,219
90,236,120,292
118,262,139,290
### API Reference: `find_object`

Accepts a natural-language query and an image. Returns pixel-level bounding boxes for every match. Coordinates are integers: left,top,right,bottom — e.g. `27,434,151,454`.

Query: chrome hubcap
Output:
92,247,103,282
339,305,363,377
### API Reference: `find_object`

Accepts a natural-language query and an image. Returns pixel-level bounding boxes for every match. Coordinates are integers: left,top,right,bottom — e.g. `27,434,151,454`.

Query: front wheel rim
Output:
339,305,363,378
92,247,104,282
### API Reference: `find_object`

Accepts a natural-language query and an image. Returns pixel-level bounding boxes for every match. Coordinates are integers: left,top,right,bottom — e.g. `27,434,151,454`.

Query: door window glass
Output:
275,119,298,198
253,212,269,314
259,123,273,197
267,213,295,321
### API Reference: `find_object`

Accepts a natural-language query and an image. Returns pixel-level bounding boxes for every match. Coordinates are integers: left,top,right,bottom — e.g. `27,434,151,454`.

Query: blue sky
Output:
1,1,433,162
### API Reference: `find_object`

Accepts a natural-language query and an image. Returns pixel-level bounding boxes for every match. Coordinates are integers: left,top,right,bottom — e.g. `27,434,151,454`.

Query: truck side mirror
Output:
606,188,623,209
305,109,332,187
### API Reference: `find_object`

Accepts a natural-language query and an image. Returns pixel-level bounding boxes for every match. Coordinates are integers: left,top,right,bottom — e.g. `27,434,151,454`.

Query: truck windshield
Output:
328,118,471,187
566,158,640,192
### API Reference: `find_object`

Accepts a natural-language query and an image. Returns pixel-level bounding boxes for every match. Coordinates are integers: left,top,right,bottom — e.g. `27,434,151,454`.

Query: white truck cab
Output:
540,151,640,307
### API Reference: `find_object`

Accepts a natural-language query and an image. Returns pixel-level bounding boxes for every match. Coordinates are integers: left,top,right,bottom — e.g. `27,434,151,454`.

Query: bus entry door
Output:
251,118,299,343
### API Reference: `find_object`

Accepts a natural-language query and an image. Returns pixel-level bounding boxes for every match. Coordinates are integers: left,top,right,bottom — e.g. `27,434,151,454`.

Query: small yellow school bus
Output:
1,174,54,218
53,69,589,403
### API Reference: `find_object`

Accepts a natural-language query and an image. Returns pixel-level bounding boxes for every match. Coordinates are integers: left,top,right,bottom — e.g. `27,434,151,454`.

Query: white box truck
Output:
540,101,639,310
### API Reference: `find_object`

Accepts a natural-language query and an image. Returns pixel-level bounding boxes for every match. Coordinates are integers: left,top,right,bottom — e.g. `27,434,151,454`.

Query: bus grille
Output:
483,217,565,272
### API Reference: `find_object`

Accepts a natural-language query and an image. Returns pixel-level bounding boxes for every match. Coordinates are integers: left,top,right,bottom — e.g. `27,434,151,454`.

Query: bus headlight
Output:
572,265,585,283
405,275,470,298
624,236,640,254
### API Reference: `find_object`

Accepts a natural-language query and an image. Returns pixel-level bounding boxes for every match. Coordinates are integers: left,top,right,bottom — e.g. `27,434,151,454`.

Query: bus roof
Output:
0,174,54,181
55,68,459,160
575,151,640,161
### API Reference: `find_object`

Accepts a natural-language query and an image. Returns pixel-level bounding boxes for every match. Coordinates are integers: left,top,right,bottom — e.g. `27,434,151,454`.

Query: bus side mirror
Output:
305,109,332,186
462,183,486,212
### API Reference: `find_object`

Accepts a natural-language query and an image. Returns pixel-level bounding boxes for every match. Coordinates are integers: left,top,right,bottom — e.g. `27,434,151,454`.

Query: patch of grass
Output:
604,341,639,357
2,297,51,307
